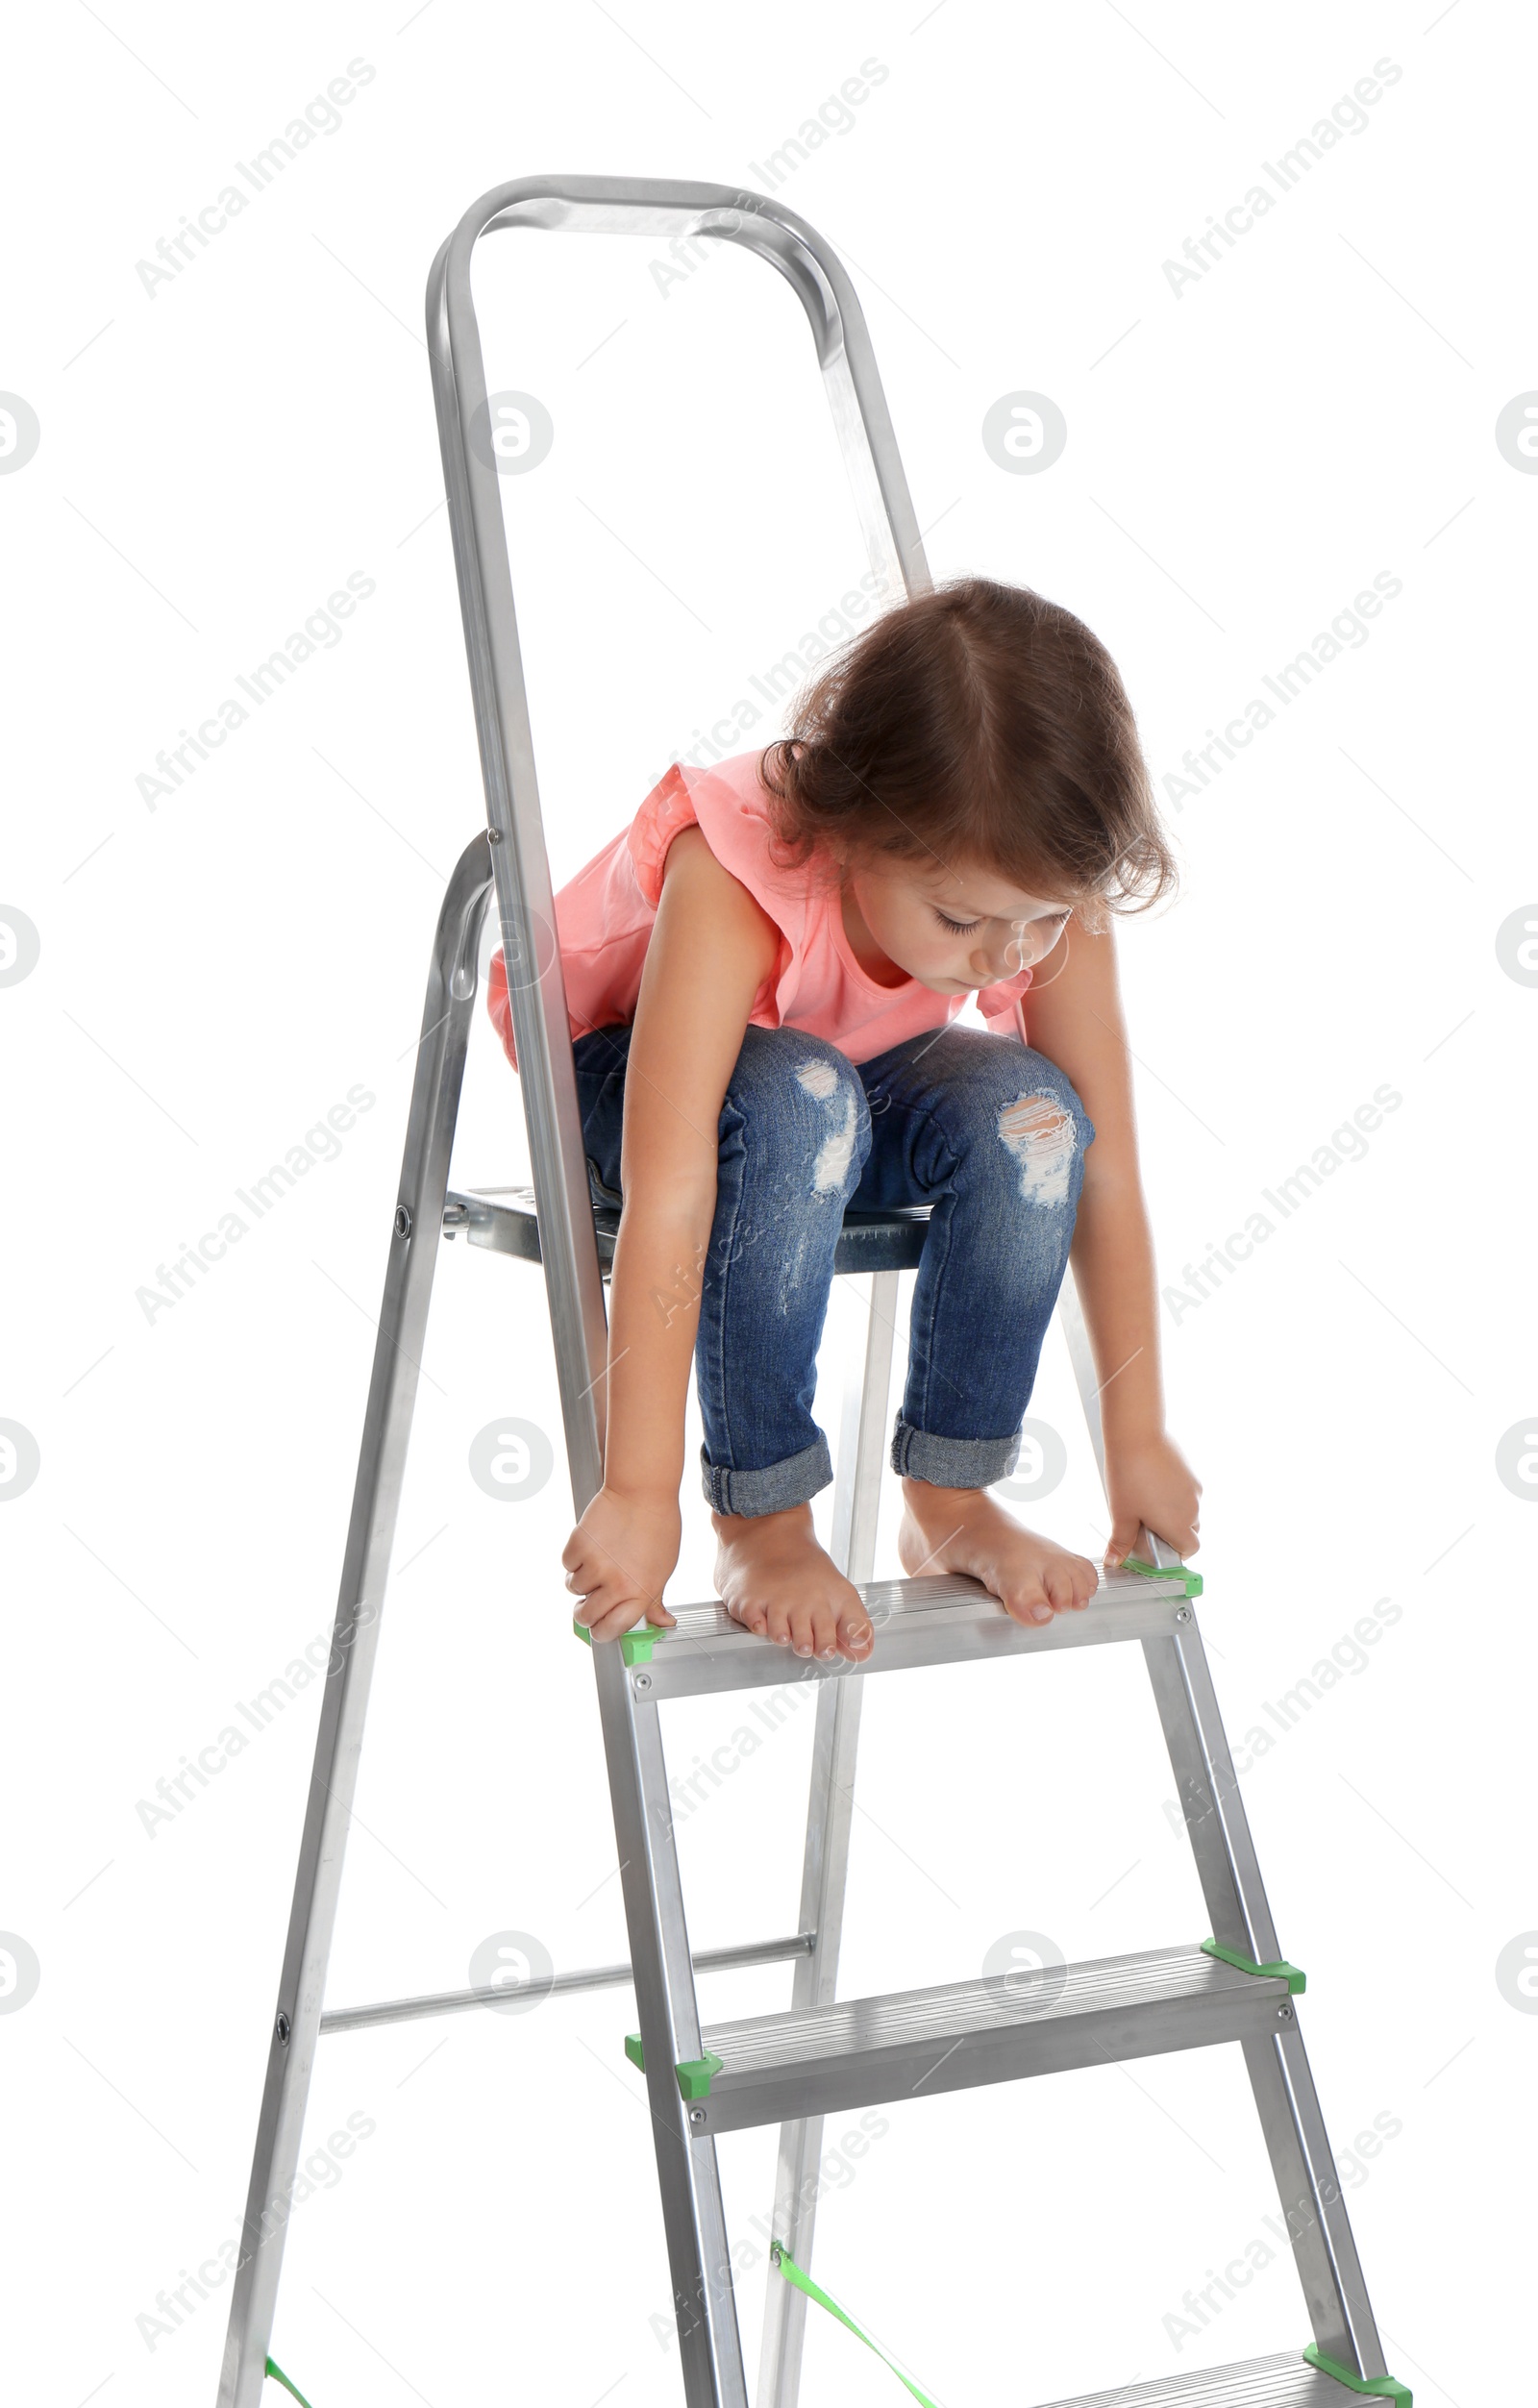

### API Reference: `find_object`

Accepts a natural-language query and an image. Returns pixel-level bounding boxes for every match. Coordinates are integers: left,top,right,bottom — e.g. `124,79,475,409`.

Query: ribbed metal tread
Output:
1033,2353,1365,2405
656,1942,1293,2133
633,1563,1195,1699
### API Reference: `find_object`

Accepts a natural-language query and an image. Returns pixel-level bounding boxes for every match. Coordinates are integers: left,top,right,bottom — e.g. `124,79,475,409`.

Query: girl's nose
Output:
984,931,1033,978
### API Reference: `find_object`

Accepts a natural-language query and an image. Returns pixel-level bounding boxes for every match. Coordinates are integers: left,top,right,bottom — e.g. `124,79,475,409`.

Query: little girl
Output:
487,577,1200,1666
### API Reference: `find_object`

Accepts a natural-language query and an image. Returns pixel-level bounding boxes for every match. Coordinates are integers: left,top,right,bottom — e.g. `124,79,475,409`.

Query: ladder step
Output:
637,1943,1295,2134
1029,2353,1365,2405
444,1185,934,1276
627,1564,1197,1700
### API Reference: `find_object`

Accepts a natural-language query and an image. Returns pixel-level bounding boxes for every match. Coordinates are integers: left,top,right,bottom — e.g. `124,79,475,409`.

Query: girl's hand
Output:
563,1485,682,1645
1103,1429,1202,1567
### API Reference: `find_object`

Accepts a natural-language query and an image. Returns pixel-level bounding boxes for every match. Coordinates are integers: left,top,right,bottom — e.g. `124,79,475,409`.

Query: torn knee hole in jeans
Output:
795,1058,858,1195
998,1091,1077,1205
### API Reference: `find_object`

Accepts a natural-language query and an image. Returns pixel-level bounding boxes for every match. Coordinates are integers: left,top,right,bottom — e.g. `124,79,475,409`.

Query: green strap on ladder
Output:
770,2245,1413,2407
265,2356,315,2408
771,2241,944,2407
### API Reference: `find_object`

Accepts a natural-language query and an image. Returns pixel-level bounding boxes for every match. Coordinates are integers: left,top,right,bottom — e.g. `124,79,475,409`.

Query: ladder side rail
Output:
1059,1116,1388,2378
1144,1625,1393,2386
1241,2028,1395,2385
620,1694,752,2398
1144,1622,1284,1972
426,226,609,1493
217,840,494,2408
759,1270,899,2408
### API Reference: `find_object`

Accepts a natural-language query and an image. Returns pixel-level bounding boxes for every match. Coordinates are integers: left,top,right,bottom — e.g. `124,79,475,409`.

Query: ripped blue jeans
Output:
572,1021,1095,1516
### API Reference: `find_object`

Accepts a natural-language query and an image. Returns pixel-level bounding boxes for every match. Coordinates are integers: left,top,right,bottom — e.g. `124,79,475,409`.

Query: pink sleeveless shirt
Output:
486,750,1032,1072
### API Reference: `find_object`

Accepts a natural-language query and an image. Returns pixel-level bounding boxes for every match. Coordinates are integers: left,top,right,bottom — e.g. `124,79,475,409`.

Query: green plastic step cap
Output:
572,1618,658,1666
676,2051,725,2100
1202,1935,1306,1995
1124,1554,1203,1598
624,2031,724,2099
1302,2342,1411,2401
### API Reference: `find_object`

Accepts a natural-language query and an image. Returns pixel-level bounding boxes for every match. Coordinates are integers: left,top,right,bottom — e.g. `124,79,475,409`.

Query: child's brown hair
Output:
758,576,1176,929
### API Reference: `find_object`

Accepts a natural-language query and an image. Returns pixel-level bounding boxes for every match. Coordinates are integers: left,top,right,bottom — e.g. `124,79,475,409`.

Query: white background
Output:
3,5,1533,2404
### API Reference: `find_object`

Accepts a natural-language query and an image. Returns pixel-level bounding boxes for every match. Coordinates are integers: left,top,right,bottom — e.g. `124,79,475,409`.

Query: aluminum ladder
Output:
216,176,1409,2408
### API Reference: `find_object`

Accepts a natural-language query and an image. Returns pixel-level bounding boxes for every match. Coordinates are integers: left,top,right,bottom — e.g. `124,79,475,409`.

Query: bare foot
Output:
897,1477,1099,1627
712,1503,875,1663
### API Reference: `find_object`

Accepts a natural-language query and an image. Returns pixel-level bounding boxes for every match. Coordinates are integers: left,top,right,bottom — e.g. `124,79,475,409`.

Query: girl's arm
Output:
1020,914,1202,1564
562,825,781,1641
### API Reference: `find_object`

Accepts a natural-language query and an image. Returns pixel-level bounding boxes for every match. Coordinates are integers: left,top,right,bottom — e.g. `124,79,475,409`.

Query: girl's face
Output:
839,850,1077,993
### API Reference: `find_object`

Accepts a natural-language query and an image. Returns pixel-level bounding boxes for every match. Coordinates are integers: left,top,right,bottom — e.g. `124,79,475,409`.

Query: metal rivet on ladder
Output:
633,1673,652,1693
689,2108,706,2125
1175,1606,1190,1622
275,2012,291,2047
486,826,502,842
394,1204,412,1239
1278,2004,1294,2021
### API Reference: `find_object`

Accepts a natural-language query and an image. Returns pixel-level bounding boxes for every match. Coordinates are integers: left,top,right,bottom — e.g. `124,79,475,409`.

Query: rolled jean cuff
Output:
889,1414,1019,1490
698,1433,832,1518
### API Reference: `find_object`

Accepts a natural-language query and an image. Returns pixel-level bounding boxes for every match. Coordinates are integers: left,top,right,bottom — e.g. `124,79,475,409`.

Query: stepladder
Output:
217,176,1411,2408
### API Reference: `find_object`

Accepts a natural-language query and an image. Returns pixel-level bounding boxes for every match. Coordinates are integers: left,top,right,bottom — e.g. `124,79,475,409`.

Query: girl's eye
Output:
935,911,982,934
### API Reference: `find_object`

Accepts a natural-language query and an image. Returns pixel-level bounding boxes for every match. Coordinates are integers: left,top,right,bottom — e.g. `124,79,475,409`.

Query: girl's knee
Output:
725,1028,871,1197
953,1046,1094,1209
995,1080,1089,1208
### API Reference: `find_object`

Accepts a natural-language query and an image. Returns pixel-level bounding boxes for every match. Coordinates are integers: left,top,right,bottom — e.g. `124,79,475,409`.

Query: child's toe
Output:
838,1606,874,1658
788,1606,819,1657
809,1600,841,1659
1009,1580,1053,1626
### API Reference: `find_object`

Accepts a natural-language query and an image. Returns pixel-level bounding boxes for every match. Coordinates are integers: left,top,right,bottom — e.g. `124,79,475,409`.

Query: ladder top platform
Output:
604,1564,1199,1700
